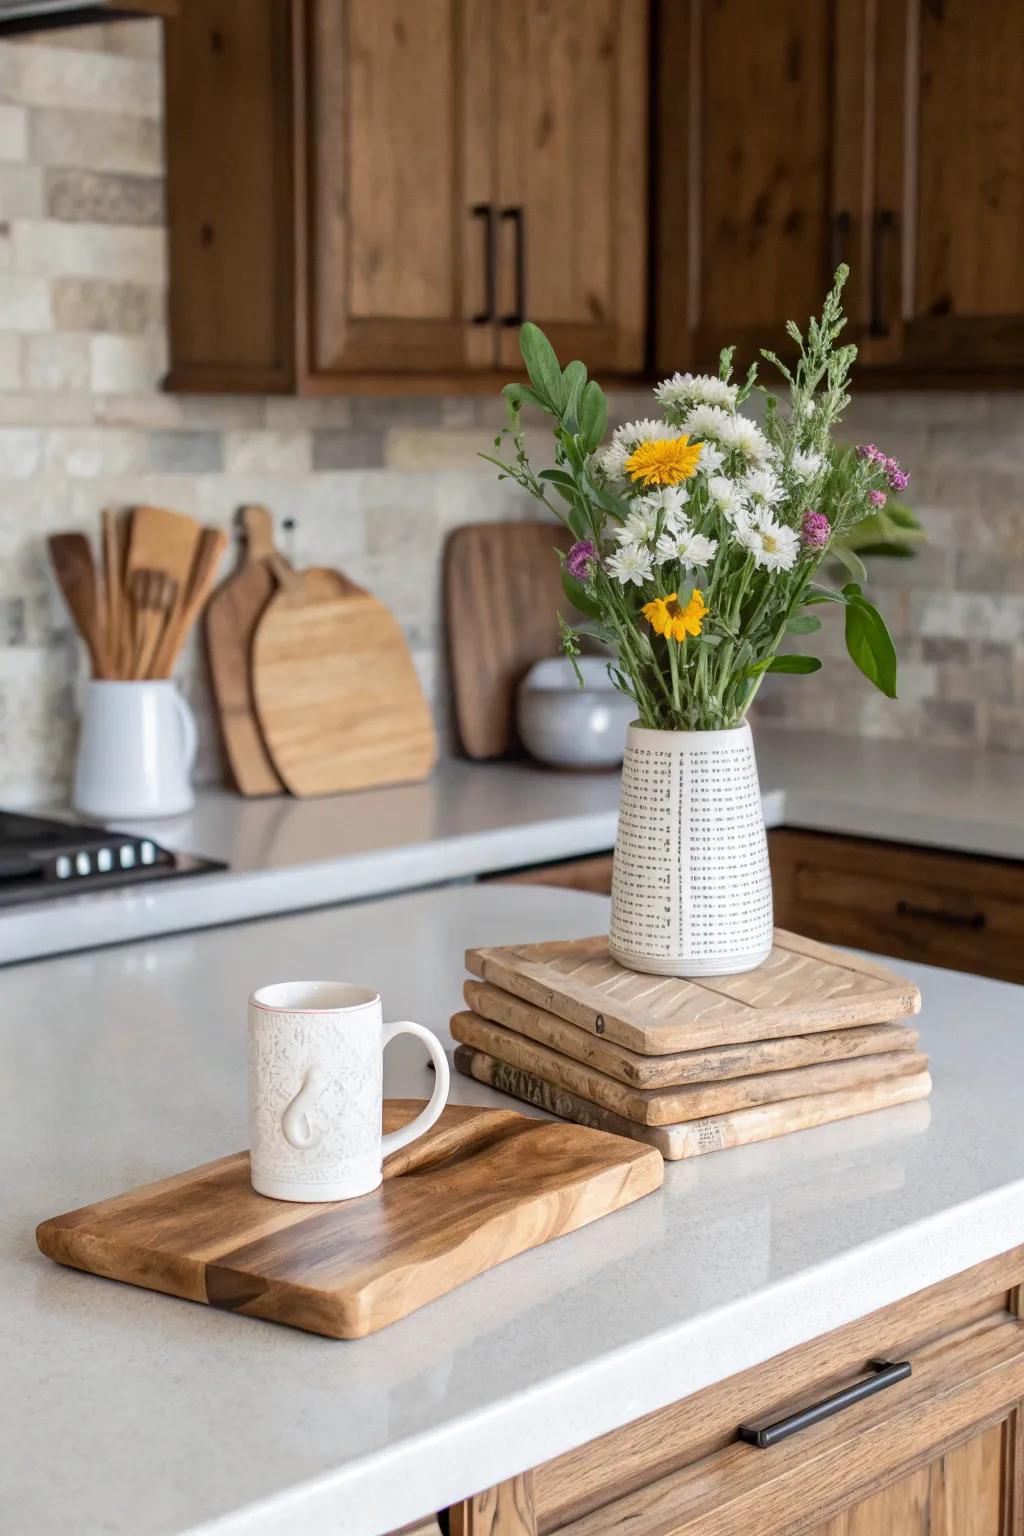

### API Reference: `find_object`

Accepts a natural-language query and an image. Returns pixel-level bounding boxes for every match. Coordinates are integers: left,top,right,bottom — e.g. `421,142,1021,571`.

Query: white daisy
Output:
707,475,749,524
680,403,734,444
717,414,772,464
636,484,690,518
731,510,801,572
595,419,678,481
605,542,654,586
614,503,662,546
742,466,785,506
791,447,825,481
655,372,739,414
655,528,718,570
697,442,726,475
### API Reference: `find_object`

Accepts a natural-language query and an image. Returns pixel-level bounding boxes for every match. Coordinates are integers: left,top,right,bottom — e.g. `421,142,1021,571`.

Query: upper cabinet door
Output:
656,0,864,377
868,0,1024,372
306,0,496,377
494,0,649,375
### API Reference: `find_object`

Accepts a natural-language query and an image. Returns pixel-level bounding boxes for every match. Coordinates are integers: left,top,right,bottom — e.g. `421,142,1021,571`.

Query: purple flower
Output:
886,461,909,492
868,488,887,508
858,443,909,493
565,539,599,580
801,509,831,550
856,443,884,465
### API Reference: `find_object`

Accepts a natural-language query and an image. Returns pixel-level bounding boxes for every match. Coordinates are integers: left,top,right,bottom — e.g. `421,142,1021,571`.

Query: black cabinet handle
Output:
739,1358,911,1449
896,900,986,931
471,204,496,325
831,209,852,275
500,206,525,326
869,209,895,337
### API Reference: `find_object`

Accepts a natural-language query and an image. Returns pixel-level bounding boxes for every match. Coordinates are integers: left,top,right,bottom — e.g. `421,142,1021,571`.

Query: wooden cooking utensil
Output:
48,532,109,678
126,503,202,667
152,525,228,678
36,1099,663,1338
444,521,570,759
204,506,288,796
101,510,128,677
129,569,177,679
252,560,437,797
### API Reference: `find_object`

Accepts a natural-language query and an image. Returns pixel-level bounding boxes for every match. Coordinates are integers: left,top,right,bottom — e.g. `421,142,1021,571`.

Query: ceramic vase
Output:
73,679,198,820
609,720,773,977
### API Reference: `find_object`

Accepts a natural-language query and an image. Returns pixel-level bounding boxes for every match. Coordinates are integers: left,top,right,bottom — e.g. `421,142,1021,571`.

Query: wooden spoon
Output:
48,532,108,678
152,525,228,678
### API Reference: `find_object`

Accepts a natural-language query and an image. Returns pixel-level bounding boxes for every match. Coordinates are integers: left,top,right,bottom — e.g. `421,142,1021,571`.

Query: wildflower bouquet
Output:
486,267,903,732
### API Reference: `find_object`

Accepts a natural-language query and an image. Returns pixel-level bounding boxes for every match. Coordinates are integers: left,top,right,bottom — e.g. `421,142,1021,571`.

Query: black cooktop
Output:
0,810,226,907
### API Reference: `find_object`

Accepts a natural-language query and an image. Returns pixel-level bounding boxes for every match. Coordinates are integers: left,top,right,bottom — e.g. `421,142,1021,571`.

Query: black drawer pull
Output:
500,206,526,326
470,204,496,324
896,900,986,931
739,1358,911,1449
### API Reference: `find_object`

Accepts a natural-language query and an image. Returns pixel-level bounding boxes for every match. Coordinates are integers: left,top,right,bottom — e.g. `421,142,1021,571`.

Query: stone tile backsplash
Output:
1,19,1023,806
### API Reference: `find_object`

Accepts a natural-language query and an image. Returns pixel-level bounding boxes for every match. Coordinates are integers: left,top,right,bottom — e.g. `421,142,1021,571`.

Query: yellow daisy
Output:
642,590,709,643
624,434,703,488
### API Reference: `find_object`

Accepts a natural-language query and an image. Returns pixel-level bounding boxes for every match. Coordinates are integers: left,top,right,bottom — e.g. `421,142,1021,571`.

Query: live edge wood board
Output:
465,931,921,1055
35,1101,662,1340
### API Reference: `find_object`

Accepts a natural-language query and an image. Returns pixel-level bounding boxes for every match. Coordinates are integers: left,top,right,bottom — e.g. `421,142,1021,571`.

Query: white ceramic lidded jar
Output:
609,720,773,978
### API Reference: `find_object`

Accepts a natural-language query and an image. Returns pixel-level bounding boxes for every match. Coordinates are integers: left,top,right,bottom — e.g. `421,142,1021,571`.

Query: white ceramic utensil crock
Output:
609,720,773,977
248,981,451,1202
72,679,198,821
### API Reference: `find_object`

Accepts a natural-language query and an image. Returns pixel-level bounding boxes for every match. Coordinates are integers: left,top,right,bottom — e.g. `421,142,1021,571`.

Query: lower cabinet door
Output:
808,1417,1013,1536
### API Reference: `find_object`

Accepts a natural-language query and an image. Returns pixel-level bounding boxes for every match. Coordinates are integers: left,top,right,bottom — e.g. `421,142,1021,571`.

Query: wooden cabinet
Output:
425,1246,1024,1536
164,0,649,393
769,828,1024,986
655,0,1024,380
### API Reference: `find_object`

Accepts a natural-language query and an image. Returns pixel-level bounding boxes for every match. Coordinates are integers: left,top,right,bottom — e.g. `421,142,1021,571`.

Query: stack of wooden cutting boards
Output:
452,931,930,1159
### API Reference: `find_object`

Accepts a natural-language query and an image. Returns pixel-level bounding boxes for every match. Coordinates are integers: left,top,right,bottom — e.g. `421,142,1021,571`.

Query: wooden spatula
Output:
204,506,289,796
129,569,177,679
126,504,202,668
48,532,109,678
101,509,129,679
151,525,228,678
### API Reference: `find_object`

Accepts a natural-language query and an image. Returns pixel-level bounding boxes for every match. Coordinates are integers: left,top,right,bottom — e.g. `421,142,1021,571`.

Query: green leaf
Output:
765,654,823,675
832,542,869,585
578,380,608,454
560,567,603,621
518,323,563,407
786,613,822,635
561,360,587,426
538,467,579,504
501,381,550,415
844,596,898,698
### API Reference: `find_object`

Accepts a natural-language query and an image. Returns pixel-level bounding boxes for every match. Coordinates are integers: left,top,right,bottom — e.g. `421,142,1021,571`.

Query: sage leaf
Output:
578,380,608,454
518,323,563,407
561,568,603,621
786,613,823,635
845,596,898,699
561,360,587,426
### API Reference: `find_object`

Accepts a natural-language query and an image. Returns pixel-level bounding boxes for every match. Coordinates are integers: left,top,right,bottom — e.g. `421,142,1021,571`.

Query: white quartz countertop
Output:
4,728,1023,966
4,882,1024,1536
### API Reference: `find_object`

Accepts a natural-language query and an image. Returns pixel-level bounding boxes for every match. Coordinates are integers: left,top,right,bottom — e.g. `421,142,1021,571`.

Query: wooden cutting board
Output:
451,1011,928,1126
455,1048,933,1160
464,980,921,1089
444,521,569,759
35,1100,662,1339
466,930,921,1055
252,562,437,797
204,506,287,796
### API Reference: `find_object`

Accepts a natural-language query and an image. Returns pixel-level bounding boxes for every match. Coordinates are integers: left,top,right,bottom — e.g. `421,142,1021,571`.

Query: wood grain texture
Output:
449,1473,536,1536
464,980,921,1089
770,828,1024,987
48,532,108,678
532,1249,1024,1535
451,1011,927,1127
152,525,228,679
465,931,921,1055
252,564,437,797
204,506,286,797
445,522,570,759
455,1047,932,1161
36,1100,663,1340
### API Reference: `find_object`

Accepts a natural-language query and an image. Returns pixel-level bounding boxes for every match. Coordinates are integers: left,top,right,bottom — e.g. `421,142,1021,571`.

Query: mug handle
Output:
380,1022,451,1159
173,688,199,772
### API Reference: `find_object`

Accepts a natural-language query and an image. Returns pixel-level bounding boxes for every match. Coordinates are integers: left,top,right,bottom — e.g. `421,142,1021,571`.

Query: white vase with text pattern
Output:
609,721,773,977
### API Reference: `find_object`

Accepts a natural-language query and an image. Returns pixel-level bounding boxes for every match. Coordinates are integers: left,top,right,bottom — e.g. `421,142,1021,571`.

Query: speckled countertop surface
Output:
3,728,1022,965
4,882,1024,1536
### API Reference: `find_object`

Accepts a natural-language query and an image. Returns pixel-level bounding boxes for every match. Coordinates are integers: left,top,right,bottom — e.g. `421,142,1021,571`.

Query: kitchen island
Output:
5,727,1024,965
4,882,1024,1535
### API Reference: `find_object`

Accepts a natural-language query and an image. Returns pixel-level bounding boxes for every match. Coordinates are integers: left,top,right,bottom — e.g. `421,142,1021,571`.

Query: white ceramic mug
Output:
73,679,198,820
248,981,451,1202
